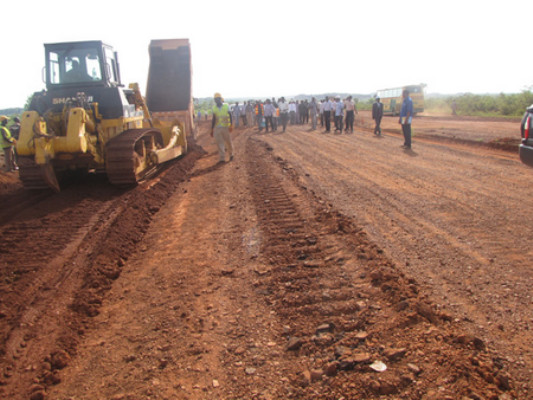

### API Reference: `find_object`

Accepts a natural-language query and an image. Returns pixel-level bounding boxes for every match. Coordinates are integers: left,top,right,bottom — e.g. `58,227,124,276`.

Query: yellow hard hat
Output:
0,115,8,122
214,92,222,99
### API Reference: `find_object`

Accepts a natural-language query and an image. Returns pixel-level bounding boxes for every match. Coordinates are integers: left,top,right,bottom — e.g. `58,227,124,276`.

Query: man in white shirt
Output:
288,100,297,125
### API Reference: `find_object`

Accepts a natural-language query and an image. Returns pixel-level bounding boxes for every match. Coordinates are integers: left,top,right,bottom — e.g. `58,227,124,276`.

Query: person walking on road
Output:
211,93,234,163
1,116,18,172
399,89,413,149
372,96,384,136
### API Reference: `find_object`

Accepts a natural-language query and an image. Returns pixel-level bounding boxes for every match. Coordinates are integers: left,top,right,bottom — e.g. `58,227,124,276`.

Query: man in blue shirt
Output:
399,89,413,149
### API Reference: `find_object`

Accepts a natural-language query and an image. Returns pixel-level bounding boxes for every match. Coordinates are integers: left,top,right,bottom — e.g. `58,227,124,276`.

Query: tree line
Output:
424,91,533,117
355,90,532,117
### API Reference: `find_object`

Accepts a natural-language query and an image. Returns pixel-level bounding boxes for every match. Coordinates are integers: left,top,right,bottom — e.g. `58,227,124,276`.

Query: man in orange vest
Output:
211,93,234,163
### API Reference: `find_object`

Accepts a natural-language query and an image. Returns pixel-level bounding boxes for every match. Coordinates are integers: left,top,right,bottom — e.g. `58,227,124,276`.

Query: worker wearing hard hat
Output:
211,93,234,163
0,116,18,172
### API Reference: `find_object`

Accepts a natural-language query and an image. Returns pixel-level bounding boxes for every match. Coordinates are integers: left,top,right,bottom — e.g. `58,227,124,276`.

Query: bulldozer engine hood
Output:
30,87,143,119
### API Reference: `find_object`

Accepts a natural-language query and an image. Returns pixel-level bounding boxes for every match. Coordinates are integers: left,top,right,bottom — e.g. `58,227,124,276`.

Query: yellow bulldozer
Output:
16,39,194,192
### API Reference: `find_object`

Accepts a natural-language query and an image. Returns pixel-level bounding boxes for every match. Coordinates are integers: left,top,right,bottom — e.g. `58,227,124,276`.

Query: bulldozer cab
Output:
31,41,137,119
45,41,121,88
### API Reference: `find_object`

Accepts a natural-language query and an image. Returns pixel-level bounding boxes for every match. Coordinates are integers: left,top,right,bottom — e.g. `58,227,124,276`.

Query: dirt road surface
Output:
0,114,531,400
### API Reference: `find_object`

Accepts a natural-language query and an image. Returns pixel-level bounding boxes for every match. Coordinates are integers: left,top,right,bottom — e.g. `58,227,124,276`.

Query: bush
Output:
443,91,533,117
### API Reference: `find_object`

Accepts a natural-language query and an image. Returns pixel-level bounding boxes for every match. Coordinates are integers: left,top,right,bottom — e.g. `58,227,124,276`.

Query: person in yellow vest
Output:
0,116,18,172
211,93,234,163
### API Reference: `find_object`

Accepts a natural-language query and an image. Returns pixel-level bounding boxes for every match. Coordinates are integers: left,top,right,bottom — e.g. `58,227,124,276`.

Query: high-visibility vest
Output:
0,126,14,149
212,104,231,127
255,104,263,116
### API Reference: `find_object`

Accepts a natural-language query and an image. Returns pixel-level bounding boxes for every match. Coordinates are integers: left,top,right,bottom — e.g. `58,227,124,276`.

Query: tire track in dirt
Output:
240,136,515,399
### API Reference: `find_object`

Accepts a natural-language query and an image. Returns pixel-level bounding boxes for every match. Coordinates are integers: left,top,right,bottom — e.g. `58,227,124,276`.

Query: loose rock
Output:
285,337,304,351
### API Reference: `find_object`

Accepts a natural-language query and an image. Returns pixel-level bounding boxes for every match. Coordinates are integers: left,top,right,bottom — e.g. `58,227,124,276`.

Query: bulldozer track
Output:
246,138,372,335
17,157,53,190
106,128,163,187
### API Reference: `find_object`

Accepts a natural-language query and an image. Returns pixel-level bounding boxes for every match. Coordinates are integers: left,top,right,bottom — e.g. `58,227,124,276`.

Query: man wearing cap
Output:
0,116,18,172
372,96,384,136
211,93,234,163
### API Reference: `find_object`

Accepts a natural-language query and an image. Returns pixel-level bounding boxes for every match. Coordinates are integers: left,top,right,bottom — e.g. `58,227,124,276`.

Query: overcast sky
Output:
1,0,530,109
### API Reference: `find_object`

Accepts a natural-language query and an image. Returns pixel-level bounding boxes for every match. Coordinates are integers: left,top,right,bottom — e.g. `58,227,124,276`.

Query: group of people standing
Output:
320,95,358,134
227,96,360,134
209,90,415,163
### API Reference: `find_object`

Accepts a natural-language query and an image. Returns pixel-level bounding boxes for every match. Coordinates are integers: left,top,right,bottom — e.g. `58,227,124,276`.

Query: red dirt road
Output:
0,114,531,399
